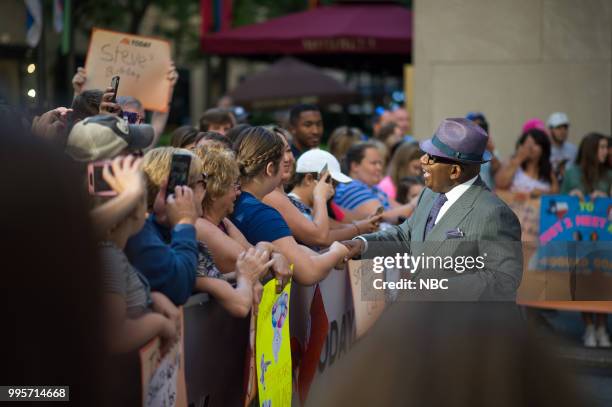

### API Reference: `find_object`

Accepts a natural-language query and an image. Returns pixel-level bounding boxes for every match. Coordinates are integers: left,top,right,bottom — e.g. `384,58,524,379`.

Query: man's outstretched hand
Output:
340,239,364,262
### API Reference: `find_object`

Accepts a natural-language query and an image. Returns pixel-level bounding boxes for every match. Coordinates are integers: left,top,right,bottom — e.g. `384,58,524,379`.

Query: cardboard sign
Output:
496,190,570,301
84,28,172,112
347,260,385,339
139,309,187,407
495,190,541,242
140,339,180,407
256,279,292,407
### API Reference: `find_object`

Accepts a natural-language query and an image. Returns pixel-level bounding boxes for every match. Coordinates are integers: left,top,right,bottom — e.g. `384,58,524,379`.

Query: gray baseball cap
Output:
66,114,154,162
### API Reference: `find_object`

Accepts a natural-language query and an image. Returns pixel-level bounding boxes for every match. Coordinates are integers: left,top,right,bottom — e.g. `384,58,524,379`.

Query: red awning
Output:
201,3,412,55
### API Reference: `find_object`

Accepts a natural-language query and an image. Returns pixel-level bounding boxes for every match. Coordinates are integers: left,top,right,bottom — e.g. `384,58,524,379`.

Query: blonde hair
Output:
234,126,284,183
194,146,239,207
142,147,203,209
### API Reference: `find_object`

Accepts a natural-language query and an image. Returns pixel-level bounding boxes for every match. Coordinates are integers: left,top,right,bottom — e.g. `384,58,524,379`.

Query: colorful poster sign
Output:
537,196,612,273
84,28,172,112
256,279,292,407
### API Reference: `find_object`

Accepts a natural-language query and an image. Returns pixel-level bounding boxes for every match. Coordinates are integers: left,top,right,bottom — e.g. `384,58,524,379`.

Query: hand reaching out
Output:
340,239,364,262
356,213,383,234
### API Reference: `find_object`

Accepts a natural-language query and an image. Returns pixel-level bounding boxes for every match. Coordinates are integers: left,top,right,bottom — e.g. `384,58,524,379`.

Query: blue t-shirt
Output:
230,191,292,245
125,215,198,306
334,179,391,211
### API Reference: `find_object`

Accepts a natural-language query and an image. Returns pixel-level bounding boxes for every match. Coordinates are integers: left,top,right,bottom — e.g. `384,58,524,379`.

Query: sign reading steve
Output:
84,28,172,112
537,195,612,273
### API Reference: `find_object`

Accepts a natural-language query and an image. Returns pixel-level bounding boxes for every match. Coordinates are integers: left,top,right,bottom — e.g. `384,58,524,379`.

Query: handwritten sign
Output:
347,260,385,339
140,309,187,407
140,339,180,407
84,28,172,112
256,279,292,407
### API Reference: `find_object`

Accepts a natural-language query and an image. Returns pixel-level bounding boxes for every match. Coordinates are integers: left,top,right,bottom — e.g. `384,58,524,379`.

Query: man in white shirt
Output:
342,118,523,301
547,112,577,180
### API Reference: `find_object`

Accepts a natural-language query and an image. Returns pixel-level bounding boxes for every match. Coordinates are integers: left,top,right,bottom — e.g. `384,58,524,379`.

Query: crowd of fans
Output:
2,62,611,403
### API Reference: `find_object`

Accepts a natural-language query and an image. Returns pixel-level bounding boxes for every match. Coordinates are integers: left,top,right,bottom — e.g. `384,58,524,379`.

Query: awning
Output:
201,3,412,55
229,57,357,109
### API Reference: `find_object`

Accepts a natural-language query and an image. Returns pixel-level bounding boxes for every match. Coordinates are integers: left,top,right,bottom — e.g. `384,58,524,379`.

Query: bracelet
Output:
351,220,360,235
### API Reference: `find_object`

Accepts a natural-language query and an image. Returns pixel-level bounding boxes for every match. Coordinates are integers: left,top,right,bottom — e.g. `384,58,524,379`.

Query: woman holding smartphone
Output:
231,126,349,285
334,142,416,224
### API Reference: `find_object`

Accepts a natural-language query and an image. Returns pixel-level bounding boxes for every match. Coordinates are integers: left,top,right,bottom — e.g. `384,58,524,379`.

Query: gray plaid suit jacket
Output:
361,176,523,301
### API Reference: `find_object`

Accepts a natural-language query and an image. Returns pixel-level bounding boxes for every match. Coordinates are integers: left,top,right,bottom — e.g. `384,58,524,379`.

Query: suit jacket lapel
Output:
413,191,435,242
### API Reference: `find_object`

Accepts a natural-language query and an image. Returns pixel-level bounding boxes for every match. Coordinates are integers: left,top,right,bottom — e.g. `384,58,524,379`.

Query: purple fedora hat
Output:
420,118,491,163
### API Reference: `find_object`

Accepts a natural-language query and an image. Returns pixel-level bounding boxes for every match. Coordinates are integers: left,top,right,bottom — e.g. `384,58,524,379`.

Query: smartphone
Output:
110,76,120,103
87,161,117,196
166,153,192,199
375,206,384,216
319,163,329,182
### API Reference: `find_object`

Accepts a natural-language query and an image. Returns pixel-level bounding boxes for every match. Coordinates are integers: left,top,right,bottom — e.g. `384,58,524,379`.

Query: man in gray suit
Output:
343,118,523,301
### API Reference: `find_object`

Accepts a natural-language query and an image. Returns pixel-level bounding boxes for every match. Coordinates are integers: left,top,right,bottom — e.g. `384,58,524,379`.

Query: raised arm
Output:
149,63,179,147
263,189,331,247
345,198,415,225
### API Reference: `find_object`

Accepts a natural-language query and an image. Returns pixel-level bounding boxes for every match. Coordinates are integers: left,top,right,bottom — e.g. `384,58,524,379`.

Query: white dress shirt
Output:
434,175,478,225
355,176,479,253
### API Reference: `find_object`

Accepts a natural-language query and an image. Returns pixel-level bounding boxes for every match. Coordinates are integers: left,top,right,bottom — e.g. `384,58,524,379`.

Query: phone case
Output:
87,162,117,196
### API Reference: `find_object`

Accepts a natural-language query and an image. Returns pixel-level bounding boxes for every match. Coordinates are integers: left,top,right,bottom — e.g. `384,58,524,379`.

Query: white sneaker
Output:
596,326,611,348
583,324,597,347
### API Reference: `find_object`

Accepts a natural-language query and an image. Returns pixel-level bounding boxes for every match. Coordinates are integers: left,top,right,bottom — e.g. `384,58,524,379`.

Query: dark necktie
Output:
424,193,448,239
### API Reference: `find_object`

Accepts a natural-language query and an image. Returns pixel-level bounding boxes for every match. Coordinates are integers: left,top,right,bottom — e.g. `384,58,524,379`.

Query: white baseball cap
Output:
547,112,569,128
295,149,352,183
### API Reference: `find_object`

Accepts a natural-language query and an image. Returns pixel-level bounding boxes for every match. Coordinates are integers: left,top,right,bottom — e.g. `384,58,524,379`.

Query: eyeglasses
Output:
195,172,208,189
424,153,461,166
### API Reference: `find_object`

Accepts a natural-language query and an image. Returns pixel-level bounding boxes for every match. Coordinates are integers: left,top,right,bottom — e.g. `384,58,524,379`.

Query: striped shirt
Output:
100,241,152,318
334,179,391,211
